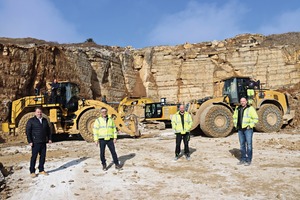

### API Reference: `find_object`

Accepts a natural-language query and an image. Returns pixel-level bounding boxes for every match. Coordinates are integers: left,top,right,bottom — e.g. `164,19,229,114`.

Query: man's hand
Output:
113,139,117,143
29,143,33,147
48,140,52,144
95,141,99,147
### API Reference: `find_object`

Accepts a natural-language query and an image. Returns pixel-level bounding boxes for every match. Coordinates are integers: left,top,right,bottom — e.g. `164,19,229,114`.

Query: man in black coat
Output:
26,107,52,177
50,78,59,103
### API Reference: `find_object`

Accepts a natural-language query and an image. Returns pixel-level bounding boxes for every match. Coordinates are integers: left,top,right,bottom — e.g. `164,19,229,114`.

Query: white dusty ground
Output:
0,129,300,200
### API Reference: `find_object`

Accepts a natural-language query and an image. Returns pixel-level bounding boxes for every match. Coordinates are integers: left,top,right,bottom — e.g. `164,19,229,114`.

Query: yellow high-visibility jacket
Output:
233,106,258,129
171,111,193,134
93,116,117,141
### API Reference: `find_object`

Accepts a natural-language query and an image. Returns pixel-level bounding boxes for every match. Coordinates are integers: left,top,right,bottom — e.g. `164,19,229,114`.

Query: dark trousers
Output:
175,133,190,156
99,139,119,165
50,90,58,104
30,143,47,173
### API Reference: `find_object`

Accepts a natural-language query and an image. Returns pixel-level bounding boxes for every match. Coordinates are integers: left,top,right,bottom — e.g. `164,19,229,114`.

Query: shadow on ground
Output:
52,134,84,142
229,148,241,161
48,157,89,173
191,126,236,138
107,153,136,169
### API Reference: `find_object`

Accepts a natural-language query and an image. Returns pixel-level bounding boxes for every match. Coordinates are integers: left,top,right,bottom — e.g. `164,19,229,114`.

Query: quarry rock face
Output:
0,41,138,121
133,33,300,103
0,33,299,126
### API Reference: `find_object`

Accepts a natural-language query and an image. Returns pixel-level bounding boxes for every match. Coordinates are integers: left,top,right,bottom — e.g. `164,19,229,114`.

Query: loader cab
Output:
223,77,250,104
145,103,163,118
144,98,178,120
54,82,80,112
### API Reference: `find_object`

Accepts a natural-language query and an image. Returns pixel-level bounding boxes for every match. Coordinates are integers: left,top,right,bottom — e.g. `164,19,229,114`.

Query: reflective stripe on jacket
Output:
171,111,193,134
233,106,258,129
93,116,117,141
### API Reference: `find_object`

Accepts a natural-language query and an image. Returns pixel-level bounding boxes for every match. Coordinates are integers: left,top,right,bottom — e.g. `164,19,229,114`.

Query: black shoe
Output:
115,165,122,170
102,164,107,171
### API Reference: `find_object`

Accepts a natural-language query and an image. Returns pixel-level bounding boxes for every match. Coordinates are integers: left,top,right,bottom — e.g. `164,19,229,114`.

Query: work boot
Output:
115,165,123,170
237,161,246,165
30,173,37,178
102,164,107,171
185,155,191,161
39,171,49,176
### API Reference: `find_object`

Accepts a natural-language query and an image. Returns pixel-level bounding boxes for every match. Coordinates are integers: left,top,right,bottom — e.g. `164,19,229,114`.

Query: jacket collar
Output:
239,105,250,109
176,111,186,115
35,116,43,120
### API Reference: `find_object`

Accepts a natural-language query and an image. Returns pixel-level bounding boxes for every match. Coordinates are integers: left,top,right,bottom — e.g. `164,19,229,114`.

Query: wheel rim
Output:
214,115,226,128
266,112,278,126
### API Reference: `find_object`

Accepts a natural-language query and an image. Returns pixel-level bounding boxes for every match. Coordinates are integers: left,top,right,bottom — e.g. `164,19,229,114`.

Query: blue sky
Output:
0,0,299,48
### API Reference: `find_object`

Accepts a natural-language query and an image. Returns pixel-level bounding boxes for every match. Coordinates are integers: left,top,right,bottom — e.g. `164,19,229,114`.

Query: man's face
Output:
179,105,185,113
35,109,42,118
240,98,247,107
101,109,107,117
54,79,57,83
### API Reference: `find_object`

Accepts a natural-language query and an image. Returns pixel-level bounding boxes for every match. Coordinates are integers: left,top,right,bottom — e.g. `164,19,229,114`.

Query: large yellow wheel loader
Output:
1,82,139,142
188,77,295,137
113,77,294,137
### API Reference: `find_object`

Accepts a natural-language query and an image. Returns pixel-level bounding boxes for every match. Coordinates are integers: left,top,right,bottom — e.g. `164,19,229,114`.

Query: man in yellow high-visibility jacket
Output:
233,97,258,166
171,104,193,161
93,107,122,171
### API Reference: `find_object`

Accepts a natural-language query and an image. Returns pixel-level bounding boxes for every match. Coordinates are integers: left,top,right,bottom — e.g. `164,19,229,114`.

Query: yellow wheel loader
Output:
118,97,178,130
188,77,295,137
118,96,154,118
143,98,179,129
1,82,139,142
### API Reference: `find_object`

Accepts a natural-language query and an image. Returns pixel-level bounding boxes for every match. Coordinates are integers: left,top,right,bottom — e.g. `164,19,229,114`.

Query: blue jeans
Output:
238,128,253,163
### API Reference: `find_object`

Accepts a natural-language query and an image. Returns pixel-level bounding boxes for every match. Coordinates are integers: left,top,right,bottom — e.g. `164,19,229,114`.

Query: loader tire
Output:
79,109,101,142
18,112,54,142
200,105,233,137
255,104,283,133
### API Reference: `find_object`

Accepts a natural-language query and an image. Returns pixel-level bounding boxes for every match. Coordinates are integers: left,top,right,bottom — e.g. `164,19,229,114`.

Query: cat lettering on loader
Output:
1,81,140,142
188,76,295,137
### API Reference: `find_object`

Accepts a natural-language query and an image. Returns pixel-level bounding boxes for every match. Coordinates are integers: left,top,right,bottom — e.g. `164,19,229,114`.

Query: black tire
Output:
79,109,101,142
200,105,233,137
255,104,283,132
18,112,54,142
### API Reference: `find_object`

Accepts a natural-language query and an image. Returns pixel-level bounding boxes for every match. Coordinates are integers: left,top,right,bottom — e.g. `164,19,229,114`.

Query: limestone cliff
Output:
133,33,300,103
0,33,299,127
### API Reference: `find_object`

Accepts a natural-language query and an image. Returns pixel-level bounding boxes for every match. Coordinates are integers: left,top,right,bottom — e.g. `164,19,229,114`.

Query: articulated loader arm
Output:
83,100,140,137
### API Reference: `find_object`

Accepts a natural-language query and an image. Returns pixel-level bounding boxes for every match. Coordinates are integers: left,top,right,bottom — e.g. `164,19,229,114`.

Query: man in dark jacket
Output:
26,107,52,177
50,78,59,103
